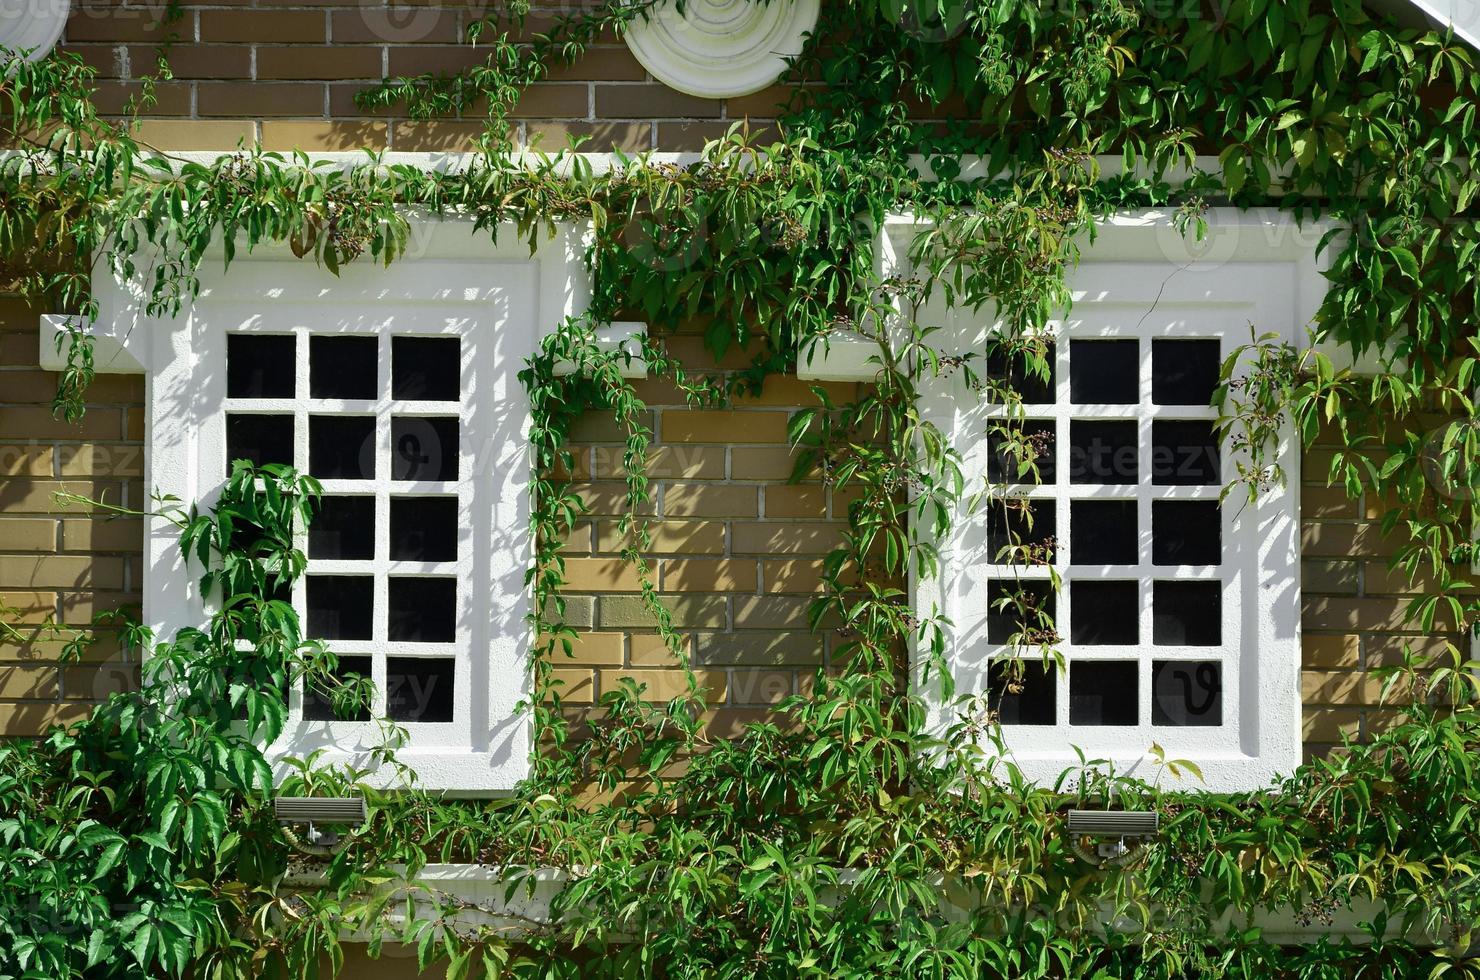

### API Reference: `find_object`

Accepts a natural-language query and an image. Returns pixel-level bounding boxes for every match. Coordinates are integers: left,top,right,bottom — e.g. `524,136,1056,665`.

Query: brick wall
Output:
550,332,859,742
0,296,144,736
1298,432,1459,759
58,0,790,152
0,5,1443,754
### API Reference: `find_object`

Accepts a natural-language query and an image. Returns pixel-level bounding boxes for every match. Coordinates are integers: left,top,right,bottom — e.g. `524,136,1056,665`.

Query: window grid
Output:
223,326,471,731
983,326,1231,731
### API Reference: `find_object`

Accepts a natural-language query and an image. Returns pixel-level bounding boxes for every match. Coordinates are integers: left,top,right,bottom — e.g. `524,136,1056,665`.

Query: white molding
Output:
0,0,69,61
622,0,819,99
551,320,649,378
38,313,145,374
76,219,615,793
284,863,1453,948
890,208,1317,793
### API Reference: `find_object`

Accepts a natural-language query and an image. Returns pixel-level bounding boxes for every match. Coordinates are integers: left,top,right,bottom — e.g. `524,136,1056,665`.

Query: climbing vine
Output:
2,0,1480,976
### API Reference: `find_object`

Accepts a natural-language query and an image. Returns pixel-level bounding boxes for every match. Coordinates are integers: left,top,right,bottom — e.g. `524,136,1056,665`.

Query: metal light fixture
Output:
1066,808,1159,865
274,796,368,857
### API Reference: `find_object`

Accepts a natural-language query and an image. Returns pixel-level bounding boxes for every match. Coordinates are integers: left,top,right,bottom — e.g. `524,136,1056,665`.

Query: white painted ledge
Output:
282,863,1455,948
551,320,649,378
39,313,145,374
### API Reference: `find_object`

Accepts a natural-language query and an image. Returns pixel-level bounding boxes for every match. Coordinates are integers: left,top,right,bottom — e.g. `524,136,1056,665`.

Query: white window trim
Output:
806,208,1333,792
45,219,644,793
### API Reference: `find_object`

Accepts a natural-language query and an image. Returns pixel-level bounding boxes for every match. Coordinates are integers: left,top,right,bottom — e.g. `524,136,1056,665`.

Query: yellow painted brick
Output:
662,483,757,518
0,631,125,664
559,558,642,592
125,411,143,441
1300,484,1359,519
60,518,142,552
1301,670,1375,704
57,593,141,626
0,445,53,476
0,591,56,623
546,668,595,704
0,480,122,514
662,559,757,592
699,631,825,666
730,445,820,481
731,523,845,556
1365,707,1417,737
62,661,138,699
1364,635,1459,667
1302,634,1359,668
1303,595,1449,632
0,665,58,699
0,519,56,552
1302,707,1361,743
568,410,655,443
597,519,725,555
261,120,390,151
600,668,726,703
628,631,694,665
0,556,125,590
733,377,858,407
662,410,790,444
728,669,793,704
0,406,120,440
763,485,827,518
0,701,92,737
762,559,825,593
56,444,143,477
1301,559,1357,594
592,445,726,479
1300,521,1398,558
543,630,625,666
572,483,656,516
1361,561,1443,595
133,119,255,150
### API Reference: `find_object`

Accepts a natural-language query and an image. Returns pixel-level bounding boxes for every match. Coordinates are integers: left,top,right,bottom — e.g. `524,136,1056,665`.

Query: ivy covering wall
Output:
2,0,1480,976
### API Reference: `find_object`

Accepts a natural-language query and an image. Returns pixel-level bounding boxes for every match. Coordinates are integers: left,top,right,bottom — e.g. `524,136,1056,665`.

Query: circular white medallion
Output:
0,0,70,61
623,0,820,100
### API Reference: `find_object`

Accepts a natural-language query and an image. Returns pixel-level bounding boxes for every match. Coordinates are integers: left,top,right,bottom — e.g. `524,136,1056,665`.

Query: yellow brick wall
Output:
548,333,859,739
0,297,144,736
0,279,1450,759
57,0,793,152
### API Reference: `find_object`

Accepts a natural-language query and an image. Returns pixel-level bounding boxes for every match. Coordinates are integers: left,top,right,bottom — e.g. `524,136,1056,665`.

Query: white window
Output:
805,210,1329,791
49,220,608,792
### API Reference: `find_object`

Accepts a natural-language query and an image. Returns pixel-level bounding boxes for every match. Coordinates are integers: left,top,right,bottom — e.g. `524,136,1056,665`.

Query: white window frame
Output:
47,219,634,793
805,209,1331,792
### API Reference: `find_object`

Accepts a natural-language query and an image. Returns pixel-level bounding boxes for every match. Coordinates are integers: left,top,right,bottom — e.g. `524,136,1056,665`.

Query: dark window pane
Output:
226,414,294,473
392,337,461,401
390,496,459,562
306,575,374,641
1071,580,1138,645
1152,660,1223,726
1070,339,1138,404
987,420,1056,484
984,342,1055,404
1152,500,1221,565
1152,339,1221,406
1070,661,1138,726
303,654,373,722
388,577,457,642
988,659,1056,725
1070,500,1137,565
227,334,296,398
310,336,379,400
986,500,1055,564
391,417,459,482
1152,420,1219,485
309,496,375,560
985,579,1055,645
1069,420,1137,485
309,415,375,480
386,657,455,722
1152,581,1222,645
